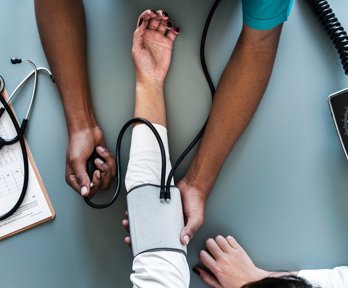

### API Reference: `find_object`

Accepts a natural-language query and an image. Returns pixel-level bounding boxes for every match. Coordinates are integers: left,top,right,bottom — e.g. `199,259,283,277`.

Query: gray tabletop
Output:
1,1,348,287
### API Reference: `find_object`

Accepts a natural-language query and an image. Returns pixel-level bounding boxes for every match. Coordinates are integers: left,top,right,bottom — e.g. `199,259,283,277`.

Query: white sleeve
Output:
298,266,348,288
125,123,174,191
131,251,190,288
125,124,189,288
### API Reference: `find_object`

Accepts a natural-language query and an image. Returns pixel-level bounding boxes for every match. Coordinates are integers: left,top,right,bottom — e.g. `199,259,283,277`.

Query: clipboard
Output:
0,89,55,240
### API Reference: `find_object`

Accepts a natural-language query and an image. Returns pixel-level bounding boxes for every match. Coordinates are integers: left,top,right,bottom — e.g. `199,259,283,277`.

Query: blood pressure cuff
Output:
127,184,187,257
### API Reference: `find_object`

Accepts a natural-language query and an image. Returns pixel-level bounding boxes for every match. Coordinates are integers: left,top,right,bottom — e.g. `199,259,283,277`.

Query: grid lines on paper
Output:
0,169,23,198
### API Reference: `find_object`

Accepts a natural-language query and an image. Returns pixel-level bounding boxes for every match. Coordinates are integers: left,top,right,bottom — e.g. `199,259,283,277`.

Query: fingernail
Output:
96,146,105,153
138,18,143,27
184,235,190,245
80,186,88,196
167,22,172,28
175,27,180,33
192,267,200,276
162,11,169,17
90,182,94,188
95,158,104,165
96,170,101,179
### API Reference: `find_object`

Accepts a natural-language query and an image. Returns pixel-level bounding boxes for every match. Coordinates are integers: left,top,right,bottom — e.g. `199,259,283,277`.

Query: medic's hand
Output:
177,179,207,246
132,9,180,85
65,126,116,198
193,236,269,288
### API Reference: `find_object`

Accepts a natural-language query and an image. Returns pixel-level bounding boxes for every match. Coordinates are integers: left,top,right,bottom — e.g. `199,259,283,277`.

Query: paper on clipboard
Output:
0,91,55,240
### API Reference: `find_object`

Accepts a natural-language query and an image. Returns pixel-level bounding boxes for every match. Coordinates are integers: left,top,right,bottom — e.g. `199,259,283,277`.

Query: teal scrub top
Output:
242,0,294,30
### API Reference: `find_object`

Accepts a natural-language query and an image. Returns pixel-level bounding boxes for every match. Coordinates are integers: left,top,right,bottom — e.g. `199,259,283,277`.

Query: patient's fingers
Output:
137,9,157,27
157,9,169,34
158,9,169,19
121,211,129,233
157,20,170,34
147,9,169,30
166,26,180,41
124,236,131,247
122,219,130,233
147,10,161,30
122,212,131,248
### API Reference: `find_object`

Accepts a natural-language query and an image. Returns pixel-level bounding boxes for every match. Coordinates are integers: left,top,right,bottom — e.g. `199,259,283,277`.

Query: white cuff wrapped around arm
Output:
127,184,186,257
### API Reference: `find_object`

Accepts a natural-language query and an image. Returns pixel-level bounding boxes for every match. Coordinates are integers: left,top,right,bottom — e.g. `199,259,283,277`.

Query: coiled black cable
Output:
85,0,221,207
309,0,348,75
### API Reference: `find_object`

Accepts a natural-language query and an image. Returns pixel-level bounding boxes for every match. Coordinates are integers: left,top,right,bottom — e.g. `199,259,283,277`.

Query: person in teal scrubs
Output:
242,0,293,30
34,0,293,246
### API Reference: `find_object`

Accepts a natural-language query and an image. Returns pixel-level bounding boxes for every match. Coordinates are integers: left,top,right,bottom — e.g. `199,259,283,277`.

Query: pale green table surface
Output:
1,1,348,287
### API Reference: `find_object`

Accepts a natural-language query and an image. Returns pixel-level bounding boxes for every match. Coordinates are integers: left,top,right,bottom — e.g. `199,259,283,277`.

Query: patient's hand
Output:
132,10,180,86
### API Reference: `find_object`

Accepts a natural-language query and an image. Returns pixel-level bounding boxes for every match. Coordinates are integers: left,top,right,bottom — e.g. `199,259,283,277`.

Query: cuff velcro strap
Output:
127,184,187,257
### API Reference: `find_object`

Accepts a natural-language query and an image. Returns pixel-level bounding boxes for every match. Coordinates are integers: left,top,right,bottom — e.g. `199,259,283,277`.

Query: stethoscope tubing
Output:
0,77,29,221
8,67,53,104
0,59,53,220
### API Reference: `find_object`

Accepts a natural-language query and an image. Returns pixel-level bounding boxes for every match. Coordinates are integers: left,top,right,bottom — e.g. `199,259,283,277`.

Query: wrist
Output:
134,80,166,126
135,81,164,103
267,270,297,278
60,90,98,136
241,268,272,286
66,115,98,136
180,173,211,201
183,160,216,196
255,268,272,280
136,78,164,92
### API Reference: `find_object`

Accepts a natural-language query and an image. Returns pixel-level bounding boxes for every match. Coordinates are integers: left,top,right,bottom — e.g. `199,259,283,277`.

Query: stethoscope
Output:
0,58,53,221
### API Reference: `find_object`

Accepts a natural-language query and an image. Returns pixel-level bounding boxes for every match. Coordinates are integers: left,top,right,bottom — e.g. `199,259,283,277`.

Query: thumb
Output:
70,158,91,197
180,212,204,246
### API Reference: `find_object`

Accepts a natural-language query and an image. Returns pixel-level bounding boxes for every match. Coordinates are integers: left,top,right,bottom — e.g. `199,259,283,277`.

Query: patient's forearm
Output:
135,81,166,127
184,24,283,195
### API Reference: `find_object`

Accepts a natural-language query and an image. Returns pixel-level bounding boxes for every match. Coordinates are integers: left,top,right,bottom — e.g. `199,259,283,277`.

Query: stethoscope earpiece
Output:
11,58,22,64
